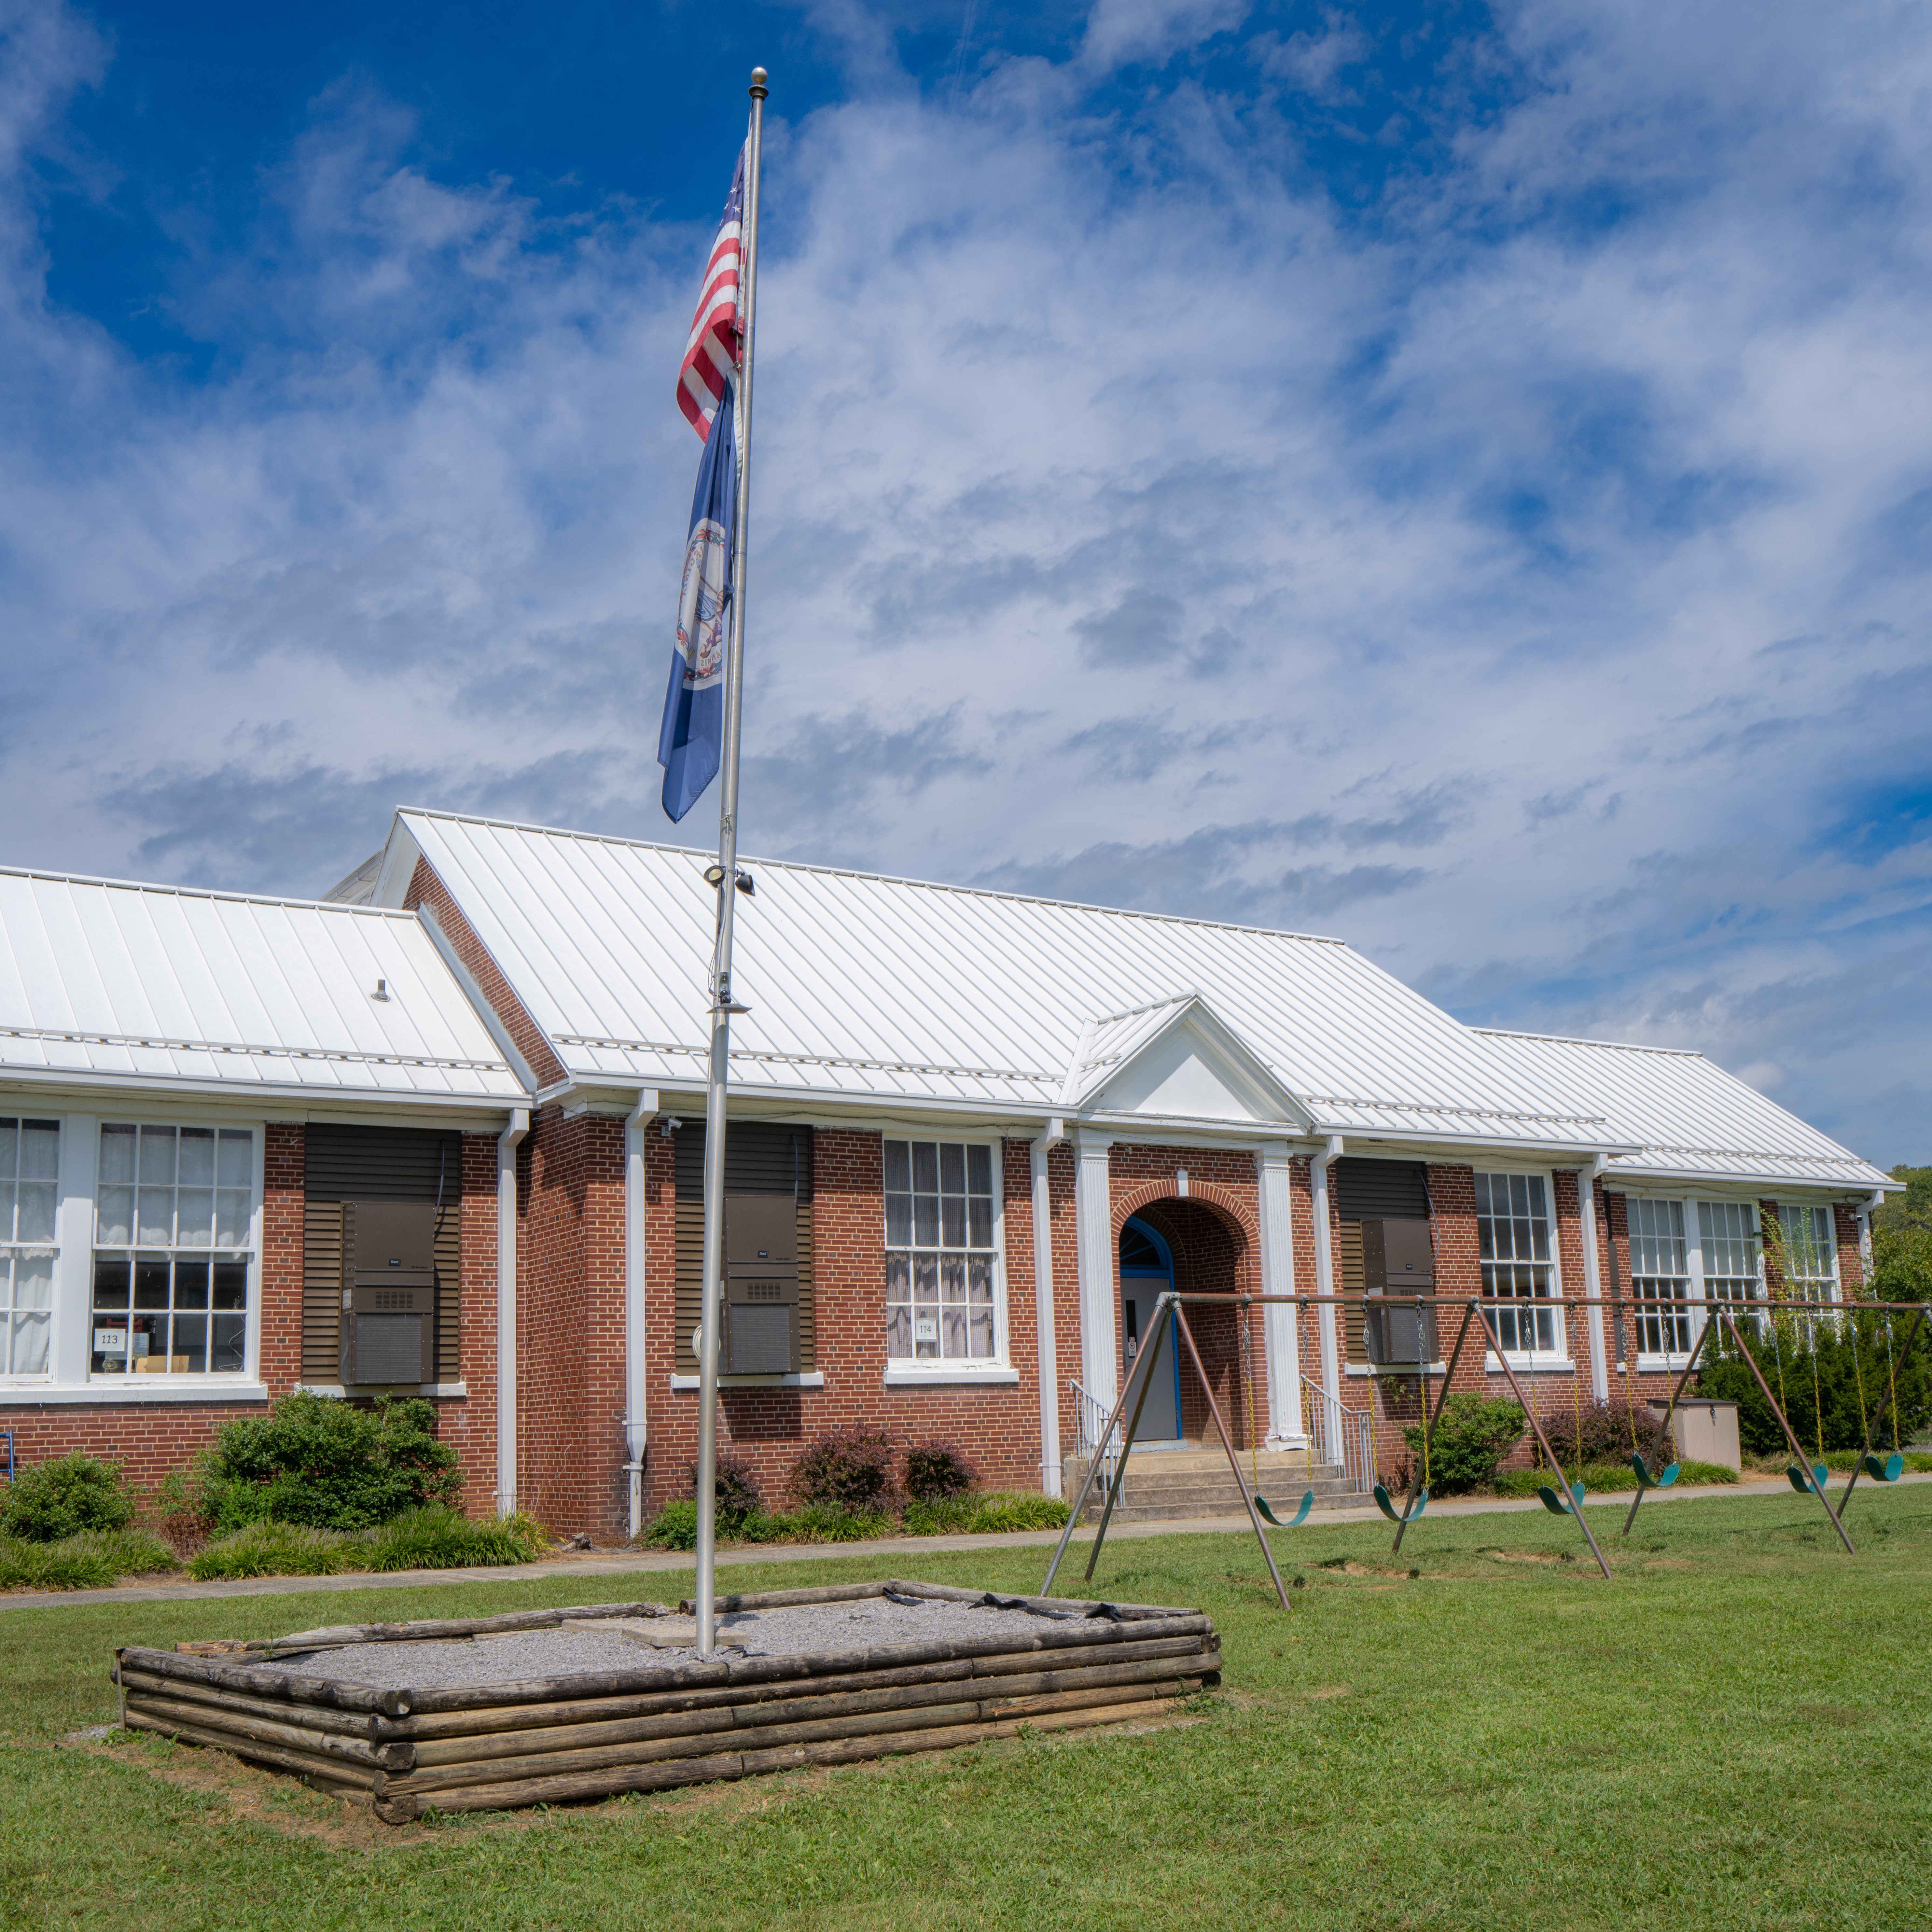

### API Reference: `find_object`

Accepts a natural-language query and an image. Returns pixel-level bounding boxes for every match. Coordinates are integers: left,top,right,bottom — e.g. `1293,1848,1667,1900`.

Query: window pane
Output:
21,1120,58,1179
966,1145,991,1195
92,1256,131,1308
212,1262,248,1312
885,1191,912,1246
178,1128,216,1186
99,1124,136,1185
174,1260,210,1309
96,1185,133,1247
941,1194,965,1246
0,1120,14,1184
943,1300,968,1359
136,1188,173,1246
174,1312,208,1373
16,1180,56,1244
913,1191,939,1247
883,1142,910,1192
92,1315,131,1373
912,1255,939,1359
10,1310,50,1375
940,1255,966,1304
885,1253,910,1303
215,1188,250,1250
177,1188,215,1247
967,1196,992,1248
939,1143,965,1194
885,1303,911,1358
15,1252,53,1308
129,1313,162,1365
210,1313,246,1373
134,1258,171,1310
137,1126,176,1185
911,1143,938,1193
218,1130,253,1187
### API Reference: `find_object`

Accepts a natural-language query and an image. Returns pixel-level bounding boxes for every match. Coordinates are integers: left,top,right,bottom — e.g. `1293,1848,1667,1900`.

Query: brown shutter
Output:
673,1123,814,1373
1338,1221,1367,1365
303,1126,462,1386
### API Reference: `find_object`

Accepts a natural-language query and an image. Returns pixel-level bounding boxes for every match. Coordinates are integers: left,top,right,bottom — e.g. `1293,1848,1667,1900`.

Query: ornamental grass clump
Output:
0,1527,177,1590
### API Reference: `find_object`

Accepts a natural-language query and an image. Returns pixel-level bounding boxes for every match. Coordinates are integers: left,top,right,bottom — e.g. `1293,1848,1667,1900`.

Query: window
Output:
883,1140,997,1362
1698,1201,1762,1327
0,1118,58,1377
1778,1203,1838,1340
1629,1197,1693,1356
1475,1171,1563,1357
91,1124,254,1377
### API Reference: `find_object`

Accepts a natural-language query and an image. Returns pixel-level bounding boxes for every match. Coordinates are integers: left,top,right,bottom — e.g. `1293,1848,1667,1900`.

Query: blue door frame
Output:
1119,1216,1184,1440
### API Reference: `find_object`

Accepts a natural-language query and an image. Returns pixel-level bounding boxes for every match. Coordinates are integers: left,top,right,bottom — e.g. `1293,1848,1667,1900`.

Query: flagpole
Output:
694,65,767,1662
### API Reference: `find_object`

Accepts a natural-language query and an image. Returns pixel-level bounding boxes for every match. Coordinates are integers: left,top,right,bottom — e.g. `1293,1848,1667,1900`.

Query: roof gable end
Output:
1063,992,1309,1129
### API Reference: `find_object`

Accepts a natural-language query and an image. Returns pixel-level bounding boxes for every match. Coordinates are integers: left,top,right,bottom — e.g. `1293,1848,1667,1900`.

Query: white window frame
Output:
1776,1201,1841,1342
880,1135,1017,1387
1624,1191,1764,1372
0,1111,269,1405
0,1113,62,1384
1476,1167,1573,1373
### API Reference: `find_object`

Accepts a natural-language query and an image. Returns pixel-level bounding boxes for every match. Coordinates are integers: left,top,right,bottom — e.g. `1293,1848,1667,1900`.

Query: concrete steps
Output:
1068,1447,1366,1522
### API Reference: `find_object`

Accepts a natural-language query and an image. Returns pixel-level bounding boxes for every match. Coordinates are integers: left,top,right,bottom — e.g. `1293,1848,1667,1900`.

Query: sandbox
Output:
112,1579,1222,1823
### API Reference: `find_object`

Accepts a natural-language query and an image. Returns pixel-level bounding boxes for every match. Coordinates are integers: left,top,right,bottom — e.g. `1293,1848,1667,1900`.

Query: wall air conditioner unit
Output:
341,1199,437,1386
1361,1216,1436,1365
721,1192,800,1375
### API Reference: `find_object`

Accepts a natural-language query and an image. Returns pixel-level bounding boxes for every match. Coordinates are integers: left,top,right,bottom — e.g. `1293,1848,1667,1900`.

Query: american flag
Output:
676,146,746,439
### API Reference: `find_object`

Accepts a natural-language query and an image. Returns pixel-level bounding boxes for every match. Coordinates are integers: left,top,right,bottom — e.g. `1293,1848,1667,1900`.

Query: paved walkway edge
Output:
6,1472,1925,1613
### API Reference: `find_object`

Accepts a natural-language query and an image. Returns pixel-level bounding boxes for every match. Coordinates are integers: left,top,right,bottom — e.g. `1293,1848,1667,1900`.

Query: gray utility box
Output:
1361,1216,1437,1365
1649,1397,1741,1472
722,1192,800,1375
341,1200,437,1386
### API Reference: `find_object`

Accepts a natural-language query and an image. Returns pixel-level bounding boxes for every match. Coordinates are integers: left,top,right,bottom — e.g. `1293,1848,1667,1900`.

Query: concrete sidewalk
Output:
8,1470,1916,1615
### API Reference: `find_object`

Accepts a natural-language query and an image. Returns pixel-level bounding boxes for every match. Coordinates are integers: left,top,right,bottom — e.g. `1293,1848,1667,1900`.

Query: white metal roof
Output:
380,810,1621,1147
1474,1028,1891,1192
0,868,528,1106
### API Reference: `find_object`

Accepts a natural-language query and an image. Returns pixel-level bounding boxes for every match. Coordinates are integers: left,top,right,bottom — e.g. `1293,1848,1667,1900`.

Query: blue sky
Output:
2,0,1929,1165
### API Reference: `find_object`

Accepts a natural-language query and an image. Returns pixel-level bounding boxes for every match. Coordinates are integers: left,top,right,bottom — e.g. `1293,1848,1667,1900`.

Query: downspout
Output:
1030,1118,1067,1500
1859,1188,1884,1289
623,1092,658,1538
1311,1136,1344,1407
1576,1154,1610,1401
495,1108,529,1520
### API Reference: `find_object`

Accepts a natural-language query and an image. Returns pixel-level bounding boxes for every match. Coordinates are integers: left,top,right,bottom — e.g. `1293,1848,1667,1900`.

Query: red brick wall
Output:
405,857,566,1090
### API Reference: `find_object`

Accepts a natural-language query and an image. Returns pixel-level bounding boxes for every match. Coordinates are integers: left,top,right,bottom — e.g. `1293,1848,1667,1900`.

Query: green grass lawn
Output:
5,1486,1931,1929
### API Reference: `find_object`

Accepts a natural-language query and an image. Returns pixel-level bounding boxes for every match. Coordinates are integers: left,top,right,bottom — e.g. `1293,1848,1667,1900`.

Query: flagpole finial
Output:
749,67,769,98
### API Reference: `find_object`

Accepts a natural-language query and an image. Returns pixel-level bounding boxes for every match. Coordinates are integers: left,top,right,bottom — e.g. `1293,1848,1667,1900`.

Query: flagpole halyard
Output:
693,66,768,1662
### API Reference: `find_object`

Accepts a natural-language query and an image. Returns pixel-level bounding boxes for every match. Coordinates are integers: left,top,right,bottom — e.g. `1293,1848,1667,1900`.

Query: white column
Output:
1311,1137,1344,1409
53,1115,98,1388
1030,1120,1066,1499
1075,1133,1117,1412
623,1091,657,1538
1576,1158,1609,1400
496,1109,529,1519
1256,1144,1305,1447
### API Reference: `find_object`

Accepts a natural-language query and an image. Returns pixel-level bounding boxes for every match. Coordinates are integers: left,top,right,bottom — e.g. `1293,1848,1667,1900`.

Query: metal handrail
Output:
1069,1377,1119,1502
1302,1373,1375,1494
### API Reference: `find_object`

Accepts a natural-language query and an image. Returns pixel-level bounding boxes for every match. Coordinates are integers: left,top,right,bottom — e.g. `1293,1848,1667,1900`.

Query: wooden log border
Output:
113,1579,1222,1825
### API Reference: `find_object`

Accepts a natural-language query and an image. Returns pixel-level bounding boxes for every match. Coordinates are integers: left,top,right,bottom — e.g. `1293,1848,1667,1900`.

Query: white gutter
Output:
1576,1154,1610,1400
1030,1117,1067,1500
624,1090,659,1537
495,1108,529,1519
1311,1136,1344,1407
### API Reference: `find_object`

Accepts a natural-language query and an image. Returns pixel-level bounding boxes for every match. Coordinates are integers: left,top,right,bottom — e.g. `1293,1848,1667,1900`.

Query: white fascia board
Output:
0,1065,526,1112
1317,1130,1644,1165
371,814,427,910
1605,1168,1883,1200
414,903,541,1096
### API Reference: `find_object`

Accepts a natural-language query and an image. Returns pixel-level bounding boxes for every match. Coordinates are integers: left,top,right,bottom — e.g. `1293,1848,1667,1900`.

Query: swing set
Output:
1040,1288,1930,1611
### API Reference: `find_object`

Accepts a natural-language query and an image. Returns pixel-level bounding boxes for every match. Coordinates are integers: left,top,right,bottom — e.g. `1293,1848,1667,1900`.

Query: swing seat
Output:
1257,1490,1314,1528
1787,1462,1829,1496
1372,1482,1426,1524
1630,1453,1679,1490
1537,1479,1587,1516
1862,1452,1905,1483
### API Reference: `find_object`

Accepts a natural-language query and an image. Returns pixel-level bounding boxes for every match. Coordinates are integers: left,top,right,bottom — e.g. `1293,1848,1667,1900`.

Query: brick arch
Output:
1112,1180,1259,1279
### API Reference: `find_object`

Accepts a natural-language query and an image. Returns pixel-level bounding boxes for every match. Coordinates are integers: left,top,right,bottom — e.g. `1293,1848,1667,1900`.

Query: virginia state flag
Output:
658,387,736,822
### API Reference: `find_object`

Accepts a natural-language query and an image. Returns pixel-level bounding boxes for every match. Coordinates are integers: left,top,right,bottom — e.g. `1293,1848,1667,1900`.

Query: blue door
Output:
1119,1217,1183,1442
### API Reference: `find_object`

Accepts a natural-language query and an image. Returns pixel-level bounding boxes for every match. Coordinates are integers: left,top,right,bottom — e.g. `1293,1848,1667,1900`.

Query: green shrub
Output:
195,1391,463,1532
903,1495,978,1536
640,1499,700,1550
903,1443,979,1502
1696,1313,1932,1456
674,1455,764,1535
0,1528,177,1590
0,1452,139,1541
764,1503,894,1543
1542,1399,1672,1468
966,1492,1070,1533
789,1429,899,1513
1404,1395,1525,1494
1678,1460,1739,1485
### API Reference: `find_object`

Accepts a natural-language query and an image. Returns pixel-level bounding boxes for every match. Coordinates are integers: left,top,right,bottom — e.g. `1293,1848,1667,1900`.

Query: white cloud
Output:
1,0,1930,1163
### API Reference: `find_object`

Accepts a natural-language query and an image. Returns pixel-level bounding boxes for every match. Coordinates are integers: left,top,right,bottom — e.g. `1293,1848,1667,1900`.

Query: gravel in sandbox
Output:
258,1596,1087,1692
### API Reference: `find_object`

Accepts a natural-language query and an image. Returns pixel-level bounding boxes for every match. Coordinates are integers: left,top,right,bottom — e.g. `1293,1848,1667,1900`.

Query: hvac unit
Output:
1360,1216,1437,1365
340,1199,437,1386
721,1192,800,1375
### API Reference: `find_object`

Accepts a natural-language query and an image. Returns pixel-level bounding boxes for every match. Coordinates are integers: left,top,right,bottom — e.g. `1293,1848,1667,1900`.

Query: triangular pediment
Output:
1061,992,1310,1128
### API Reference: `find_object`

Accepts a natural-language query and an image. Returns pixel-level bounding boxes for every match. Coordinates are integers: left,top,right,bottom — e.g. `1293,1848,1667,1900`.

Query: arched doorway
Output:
1120,1216,1184,1444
